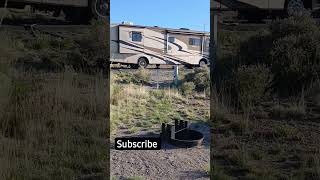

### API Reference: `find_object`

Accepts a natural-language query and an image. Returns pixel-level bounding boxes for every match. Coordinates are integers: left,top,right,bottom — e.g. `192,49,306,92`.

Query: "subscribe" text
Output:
115,137,161,150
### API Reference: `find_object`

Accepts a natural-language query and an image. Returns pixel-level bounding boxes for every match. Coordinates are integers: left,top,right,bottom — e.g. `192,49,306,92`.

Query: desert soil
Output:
111,122,210,180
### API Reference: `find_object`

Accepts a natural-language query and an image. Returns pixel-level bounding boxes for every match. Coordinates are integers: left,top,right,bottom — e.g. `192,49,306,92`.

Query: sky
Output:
110,0,210,32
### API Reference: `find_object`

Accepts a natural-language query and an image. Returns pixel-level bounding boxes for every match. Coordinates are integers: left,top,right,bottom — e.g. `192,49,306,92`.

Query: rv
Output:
110,23,210,69
212,0,320,19
0,0,108,23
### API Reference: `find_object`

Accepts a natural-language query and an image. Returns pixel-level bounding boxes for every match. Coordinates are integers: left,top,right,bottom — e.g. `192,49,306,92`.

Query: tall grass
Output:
110,71,208,134
110,82,184,133
0,69,108,179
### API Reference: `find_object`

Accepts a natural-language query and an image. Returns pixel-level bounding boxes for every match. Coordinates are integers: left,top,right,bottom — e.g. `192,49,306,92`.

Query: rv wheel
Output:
286,0,305,16
91,0,109,19
199,60,207,67
138,57,148,68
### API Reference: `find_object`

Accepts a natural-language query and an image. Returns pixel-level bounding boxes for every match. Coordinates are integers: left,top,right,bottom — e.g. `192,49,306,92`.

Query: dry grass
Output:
110,72,209,135
0,69,108,179
0,24,109,178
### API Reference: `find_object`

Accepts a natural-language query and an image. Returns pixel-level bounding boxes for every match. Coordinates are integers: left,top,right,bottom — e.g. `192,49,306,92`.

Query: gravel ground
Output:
111,123,210,180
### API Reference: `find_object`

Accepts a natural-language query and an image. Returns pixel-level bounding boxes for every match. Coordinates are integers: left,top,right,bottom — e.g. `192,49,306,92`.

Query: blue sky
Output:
110,0,210,32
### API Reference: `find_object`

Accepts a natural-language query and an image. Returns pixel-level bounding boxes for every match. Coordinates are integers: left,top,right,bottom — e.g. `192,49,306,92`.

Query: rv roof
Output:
112,23,210,35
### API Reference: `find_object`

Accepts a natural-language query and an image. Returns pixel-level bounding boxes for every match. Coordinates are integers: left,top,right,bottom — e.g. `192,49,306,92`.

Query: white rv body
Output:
110,23,210,67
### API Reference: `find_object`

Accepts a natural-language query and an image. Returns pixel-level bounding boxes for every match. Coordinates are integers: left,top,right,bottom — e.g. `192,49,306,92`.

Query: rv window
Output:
189,38,201,46
168,37,175,43
132,31,142,42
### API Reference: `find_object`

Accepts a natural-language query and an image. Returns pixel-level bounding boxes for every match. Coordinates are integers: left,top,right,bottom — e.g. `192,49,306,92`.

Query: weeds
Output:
270,102,306,120
180,82,195,96
181,67,210,94
211,13,320,180
114,69,150,85
0,69,108,179
0,21,109,179
211,164,231,180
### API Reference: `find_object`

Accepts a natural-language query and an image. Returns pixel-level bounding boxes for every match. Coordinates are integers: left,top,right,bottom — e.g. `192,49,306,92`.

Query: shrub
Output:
215,13,320,98
270,103,306,120
134,68,150,85
75,20,109,71
270,33,320,96
239,30,273,66
180,82,195,96
26,35,51,50
115,70,150,85
184,67,210,92
234,65,272,107
270,12,318,40
273,124,300,139
218,31,241,55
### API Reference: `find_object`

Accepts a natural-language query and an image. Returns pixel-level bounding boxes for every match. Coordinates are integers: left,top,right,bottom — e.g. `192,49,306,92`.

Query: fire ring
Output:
161,120,204,148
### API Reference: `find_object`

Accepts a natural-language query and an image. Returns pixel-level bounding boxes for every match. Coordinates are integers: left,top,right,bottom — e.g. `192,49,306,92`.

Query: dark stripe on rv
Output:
152,36,192,54
170,42,193,54
112,40,144,49
163,55,189,65
122,46,186,65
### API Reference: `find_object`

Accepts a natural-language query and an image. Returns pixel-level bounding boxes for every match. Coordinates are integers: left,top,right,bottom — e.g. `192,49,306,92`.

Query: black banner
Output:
115,137,161,150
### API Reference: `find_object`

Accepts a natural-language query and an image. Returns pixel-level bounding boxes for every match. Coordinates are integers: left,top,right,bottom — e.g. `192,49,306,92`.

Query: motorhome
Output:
0,0,108,23
110,23,210,68
212,0,320,19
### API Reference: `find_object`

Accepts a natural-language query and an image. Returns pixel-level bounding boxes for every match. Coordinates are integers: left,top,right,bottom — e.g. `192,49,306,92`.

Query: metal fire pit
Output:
161,120,204,148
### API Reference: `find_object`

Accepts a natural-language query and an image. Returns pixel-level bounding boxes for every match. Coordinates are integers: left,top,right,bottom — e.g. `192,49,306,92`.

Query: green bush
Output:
134,69,150,85
235,65,272,107
184,67,210,92
215,13,320,98
270,12,318,40
239,30,273,66
270,33,320,96
180,82,195,96
115,69,150,85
